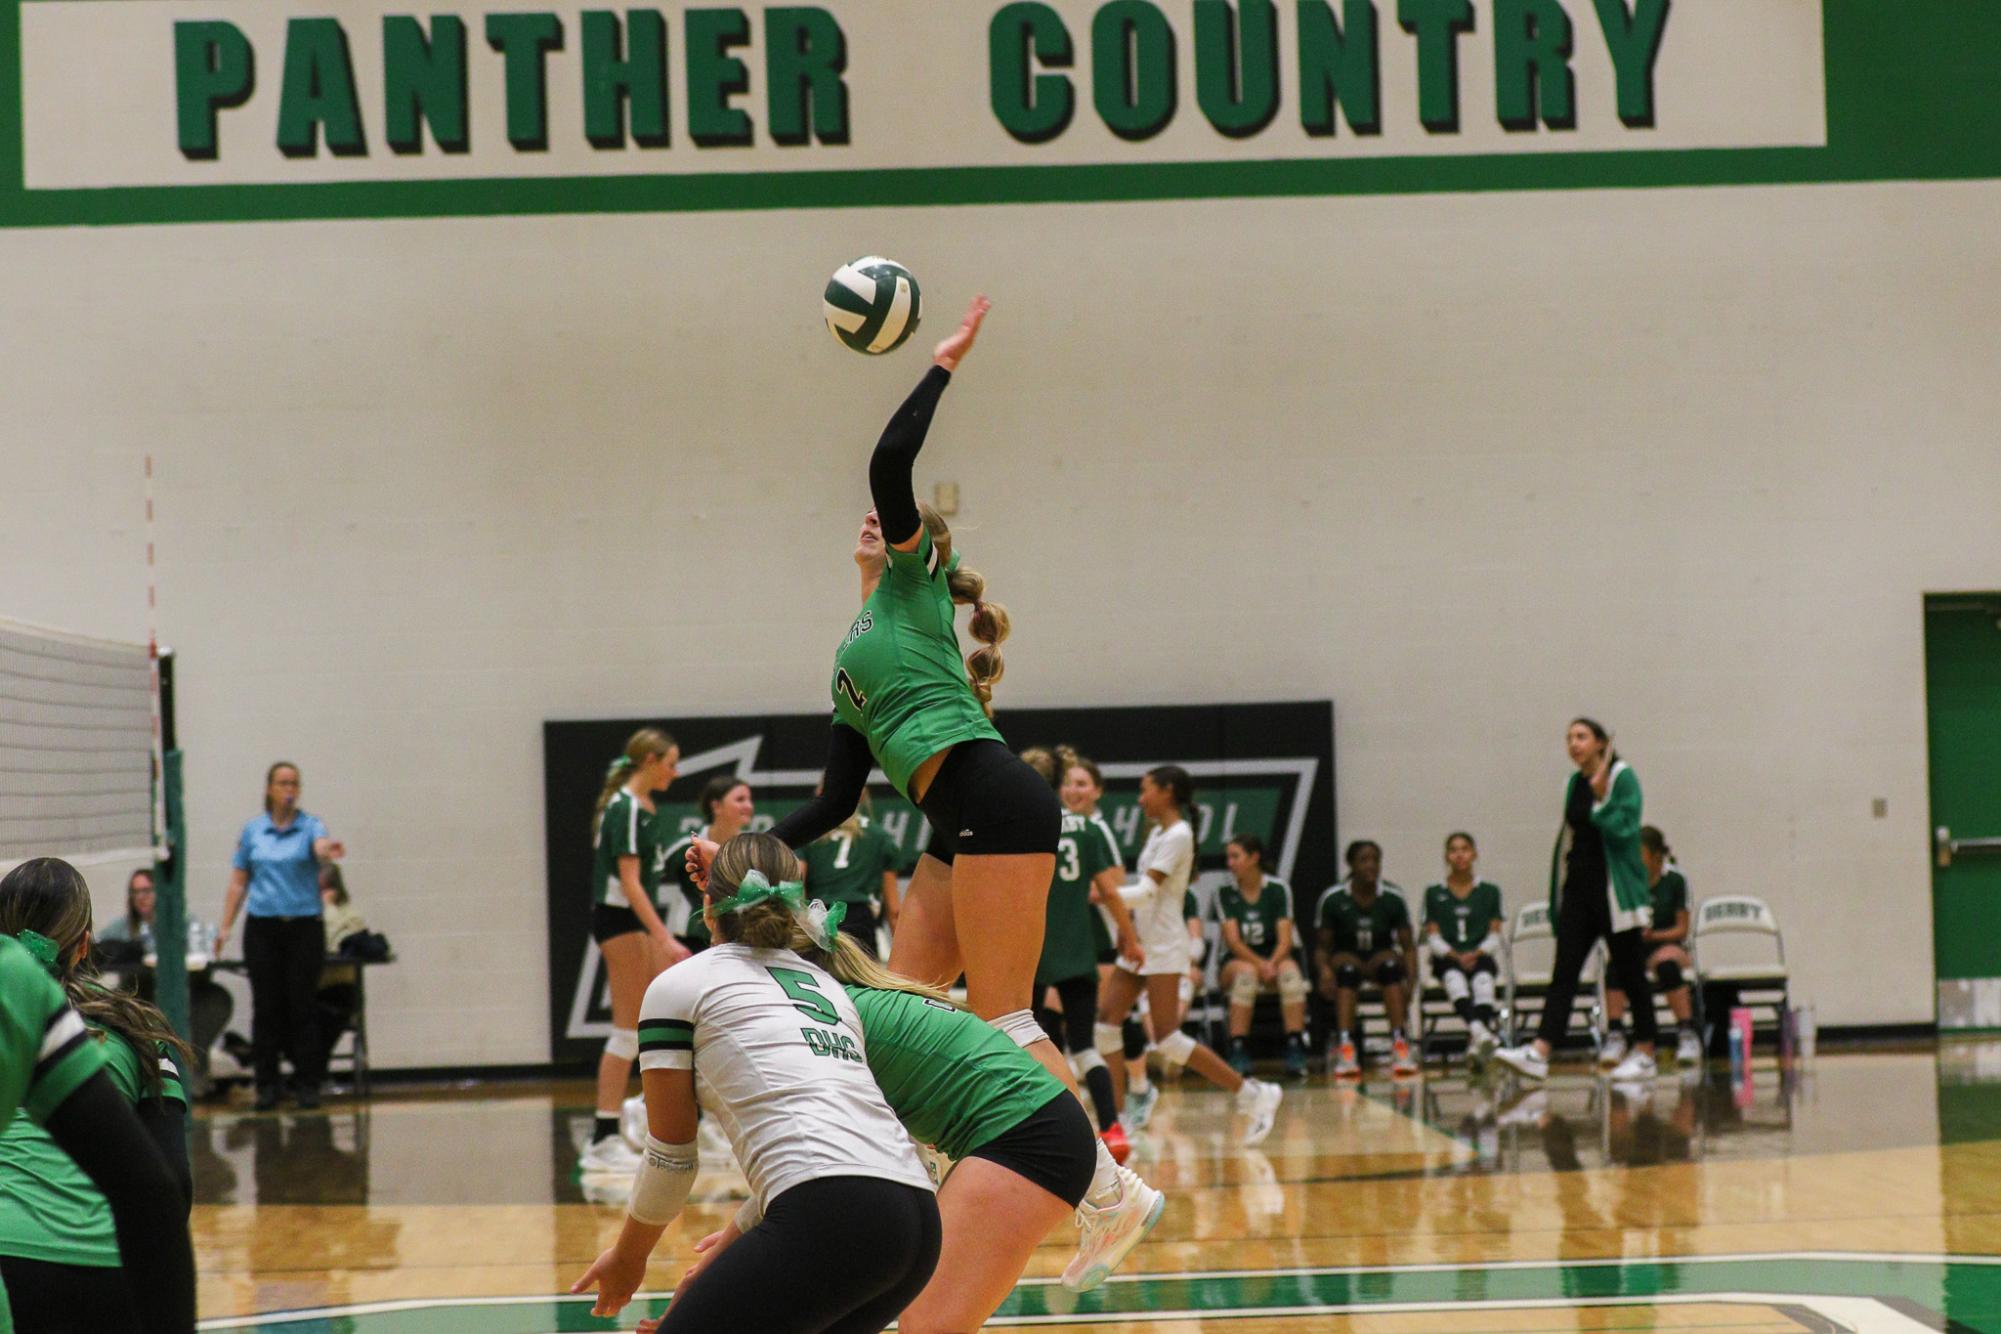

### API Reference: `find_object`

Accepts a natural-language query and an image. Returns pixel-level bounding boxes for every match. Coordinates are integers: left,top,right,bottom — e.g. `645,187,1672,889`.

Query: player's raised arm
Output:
869,295,989,551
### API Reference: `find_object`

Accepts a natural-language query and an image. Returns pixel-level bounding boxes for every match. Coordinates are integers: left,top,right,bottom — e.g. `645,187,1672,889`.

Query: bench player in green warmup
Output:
800,799,902,958
1217,834,1310,1079
1422,832,1506,1066
1601,825,1702,1067
0,861,195,1334
1315,840,1420,1078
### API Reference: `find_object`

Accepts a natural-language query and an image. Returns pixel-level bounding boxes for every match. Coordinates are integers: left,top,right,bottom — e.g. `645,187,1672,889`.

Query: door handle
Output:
1937,826,2001,868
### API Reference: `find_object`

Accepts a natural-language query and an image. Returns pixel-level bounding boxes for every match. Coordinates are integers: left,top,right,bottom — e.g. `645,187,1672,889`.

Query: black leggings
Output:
1,1256,140,1332
1536,880,1658,1047
1037,973,1117,1128
244,914,325,1091
918,740,1062,865
657,1176,940,1334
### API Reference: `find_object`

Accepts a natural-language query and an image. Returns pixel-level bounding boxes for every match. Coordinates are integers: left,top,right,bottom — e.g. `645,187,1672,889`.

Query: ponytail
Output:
919,502,1009,717
594,727,674,836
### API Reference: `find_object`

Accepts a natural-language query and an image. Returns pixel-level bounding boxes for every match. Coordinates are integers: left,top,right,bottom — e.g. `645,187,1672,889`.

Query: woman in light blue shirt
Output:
216,762,345,1110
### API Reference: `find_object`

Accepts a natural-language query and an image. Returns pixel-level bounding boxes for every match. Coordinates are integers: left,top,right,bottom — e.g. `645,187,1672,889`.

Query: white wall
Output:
2,177,1994,1062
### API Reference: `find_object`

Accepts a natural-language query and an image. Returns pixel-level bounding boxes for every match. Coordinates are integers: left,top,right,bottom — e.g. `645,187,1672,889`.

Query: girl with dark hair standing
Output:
1496,719,1659,1082
0,858,196,1334
1094,766,1283,1145
215,761,345,1110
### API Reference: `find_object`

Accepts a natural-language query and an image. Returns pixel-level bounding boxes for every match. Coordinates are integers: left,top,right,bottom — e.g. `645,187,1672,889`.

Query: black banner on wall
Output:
543,701,1335,1063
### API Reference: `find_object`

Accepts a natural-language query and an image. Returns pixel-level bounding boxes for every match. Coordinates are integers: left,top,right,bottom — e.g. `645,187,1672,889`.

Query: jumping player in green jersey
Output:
583,729,686,1174
1422,832,1507,1066
0,859,195,1334
1603,825,1702,1066
1315,840,1420,1079
800,802,901,958
1216,835,1310,1078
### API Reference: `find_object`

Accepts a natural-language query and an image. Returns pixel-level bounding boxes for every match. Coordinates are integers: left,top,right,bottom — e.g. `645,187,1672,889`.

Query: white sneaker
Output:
1468,1021,1500,1066
1607,1049,1658,1082
1124,1083,1159,1131
579,1133,643,1174
1676,1028,1703,1065
1598,1030,1628,1068
1061,1166,1165,1292
1494,1044,1549,1081
1237,1079,1283,1146
620,1094,648,1152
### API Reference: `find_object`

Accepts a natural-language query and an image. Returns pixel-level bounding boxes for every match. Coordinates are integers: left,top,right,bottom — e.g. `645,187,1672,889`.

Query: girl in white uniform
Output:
572,833,940,1333
1093,766,1284,1146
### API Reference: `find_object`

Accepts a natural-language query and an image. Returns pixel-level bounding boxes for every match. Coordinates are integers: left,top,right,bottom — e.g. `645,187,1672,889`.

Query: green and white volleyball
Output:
823,257,922,354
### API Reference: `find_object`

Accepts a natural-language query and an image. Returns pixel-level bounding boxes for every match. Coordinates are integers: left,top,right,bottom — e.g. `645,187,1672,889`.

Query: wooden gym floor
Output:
187,1042,2001,1330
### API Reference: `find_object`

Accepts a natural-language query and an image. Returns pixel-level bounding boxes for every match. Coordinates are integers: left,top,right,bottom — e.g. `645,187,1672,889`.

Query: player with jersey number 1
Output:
1422,832,1507,1068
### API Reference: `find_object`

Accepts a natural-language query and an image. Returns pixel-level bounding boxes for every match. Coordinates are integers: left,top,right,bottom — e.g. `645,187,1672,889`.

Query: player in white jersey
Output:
572,834,940,1333
1092,766,1284,1146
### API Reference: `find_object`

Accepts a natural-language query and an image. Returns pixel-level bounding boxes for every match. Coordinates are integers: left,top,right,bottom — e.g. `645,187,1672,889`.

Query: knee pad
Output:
1440,967,1470,1002
1155,1029,1196,1065
1071,1048,1107,1079
604,1027,638,1061
1277,965,1310,1004
1094,1022,1126,1060
1122,1018,1148,1060
1655,959,1685,992
1334,963,1362,992
1229,969,1261,1007
1375,955,1407,987
992,1008,1047,1051
1470,970,1497,1005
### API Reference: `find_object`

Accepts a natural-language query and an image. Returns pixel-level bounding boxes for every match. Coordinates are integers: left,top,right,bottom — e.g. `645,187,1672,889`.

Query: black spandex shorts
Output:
964,1090,1096,1208
1035,973,1100,1055
591,903,646,944
918,739,1062,867
1432,954,1500,979
0,1255,141,1333
837,902,881,958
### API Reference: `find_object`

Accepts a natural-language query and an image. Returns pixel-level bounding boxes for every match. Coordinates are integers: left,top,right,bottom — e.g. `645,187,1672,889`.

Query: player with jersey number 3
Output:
686,294,1163,1279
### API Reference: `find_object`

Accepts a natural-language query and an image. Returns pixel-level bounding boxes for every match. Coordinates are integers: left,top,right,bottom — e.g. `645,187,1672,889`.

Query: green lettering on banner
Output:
1593,0,1669,128
383,15,469,154
1495,0,1573,130
173,21,254,161
1093,1,1176,142
1297,0,1379,136
686,8,754,146
1397,0,1474,133
582,9,669,148
765,7,849,146
276,18,365,158
485,12,563,151
988,2,1075,145
1195,0,1279,139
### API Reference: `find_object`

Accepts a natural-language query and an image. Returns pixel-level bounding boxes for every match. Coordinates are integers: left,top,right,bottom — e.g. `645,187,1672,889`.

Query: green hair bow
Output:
8,929,61,976
712,871,846,950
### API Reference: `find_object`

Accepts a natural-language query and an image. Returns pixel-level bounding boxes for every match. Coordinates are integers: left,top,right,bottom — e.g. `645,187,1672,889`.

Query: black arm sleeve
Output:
767,724,875,851
868,365,952,546
44,1073,196,1334
136,1096,194,1213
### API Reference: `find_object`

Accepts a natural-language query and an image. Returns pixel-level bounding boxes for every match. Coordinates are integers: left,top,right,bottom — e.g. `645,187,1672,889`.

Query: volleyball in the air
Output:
823,256,922,355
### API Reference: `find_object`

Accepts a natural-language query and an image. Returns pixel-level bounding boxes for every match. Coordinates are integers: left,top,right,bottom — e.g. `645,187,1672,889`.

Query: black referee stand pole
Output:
152,748,192,1054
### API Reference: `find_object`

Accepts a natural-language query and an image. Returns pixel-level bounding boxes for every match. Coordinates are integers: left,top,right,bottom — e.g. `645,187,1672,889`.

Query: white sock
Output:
1130,1068,1150,1094
1087,1138,1123,1205
1235,1079,1260,1106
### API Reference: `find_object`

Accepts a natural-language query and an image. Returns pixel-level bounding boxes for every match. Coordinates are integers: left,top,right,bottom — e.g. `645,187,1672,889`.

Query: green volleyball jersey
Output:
1650,868,1689,934
1218,877,1295,957
831,527,1004,799
594,789,665,908
1423,881,1505,952
1184,889,1200,921
843,984,1063,1160
0,1027,186,1268
801,817,898,908
0,937,110,1334
1037,811,1122,987
1315,882,1411,955
656,831,711,947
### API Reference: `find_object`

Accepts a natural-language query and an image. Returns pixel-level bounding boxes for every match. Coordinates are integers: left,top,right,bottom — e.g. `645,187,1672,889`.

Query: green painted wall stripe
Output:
7,0,2001,228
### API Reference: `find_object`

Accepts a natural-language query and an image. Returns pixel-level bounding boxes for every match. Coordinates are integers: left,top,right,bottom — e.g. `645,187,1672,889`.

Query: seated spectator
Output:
1217,835,1309,1079
1422,832,1505,1066
1603,825,1702,1066
96,867,233,1095
1315,841,1418,1079
316,865,365,1074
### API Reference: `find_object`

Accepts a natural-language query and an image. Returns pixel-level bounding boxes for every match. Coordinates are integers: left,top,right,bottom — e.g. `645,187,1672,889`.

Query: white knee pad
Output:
1440,968,1470,1003
1155,1029,1197,1065
1471,971,1497,1006
1277,965,1310,1004
1071,1048,1107,1079
993,1008,1048,1051
1229,969,1261,1007
604,1027,639,1061
1094,1022,1126,1059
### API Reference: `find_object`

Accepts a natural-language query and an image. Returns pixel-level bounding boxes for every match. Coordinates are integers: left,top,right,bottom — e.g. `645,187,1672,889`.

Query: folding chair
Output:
1691,896,1789,1044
